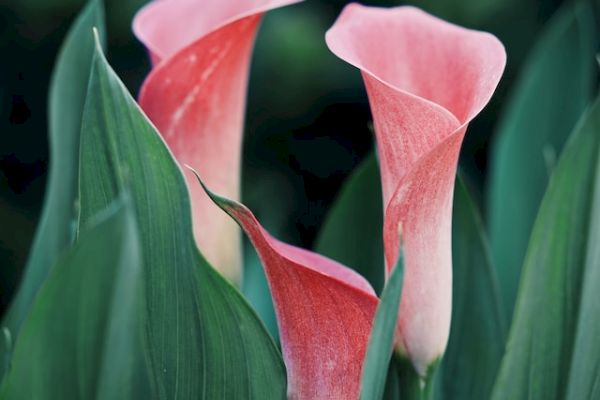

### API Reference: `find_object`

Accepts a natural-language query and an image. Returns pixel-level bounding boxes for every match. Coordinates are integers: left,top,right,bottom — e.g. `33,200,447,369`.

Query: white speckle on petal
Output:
325,359,336,371
168,84,201,137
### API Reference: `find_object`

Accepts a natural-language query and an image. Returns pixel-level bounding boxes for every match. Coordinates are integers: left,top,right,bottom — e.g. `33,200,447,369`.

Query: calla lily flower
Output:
133,0,301,283
196,4,504,398
326,4,506,375
199,183,379,399
197,3,503,398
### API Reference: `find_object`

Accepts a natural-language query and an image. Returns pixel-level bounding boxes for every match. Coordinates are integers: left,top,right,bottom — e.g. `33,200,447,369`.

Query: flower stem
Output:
394,355,437,400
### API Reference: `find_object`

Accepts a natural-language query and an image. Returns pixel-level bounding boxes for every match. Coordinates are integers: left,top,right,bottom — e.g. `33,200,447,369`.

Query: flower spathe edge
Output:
325,3,507,126
133,0,304,67
185,165,379,299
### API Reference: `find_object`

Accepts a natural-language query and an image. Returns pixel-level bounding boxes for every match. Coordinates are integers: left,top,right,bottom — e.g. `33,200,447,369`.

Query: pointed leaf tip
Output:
92,26,101,49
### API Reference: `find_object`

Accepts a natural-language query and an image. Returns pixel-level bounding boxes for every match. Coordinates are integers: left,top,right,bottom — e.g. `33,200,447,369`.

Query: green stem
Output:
394,355,437,400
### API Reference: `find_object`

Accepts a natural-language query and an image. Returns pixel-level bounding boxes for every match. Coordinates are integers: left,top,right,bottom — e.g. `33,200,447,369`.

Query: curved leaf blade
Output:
492,94,600,400
1,0,106,377
487,0,597,317
566,148,600,399
436,175,506,400
315,151,384,293
360,251,403,400
78,34,286,398
1,196,142,400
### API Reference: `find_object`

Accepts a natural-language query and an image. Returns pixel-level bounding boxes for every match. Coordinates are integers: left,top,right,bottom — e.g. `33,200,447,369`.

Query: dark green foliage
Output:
487,0,597,318
0,0,106,378
492,94,600,400
1,196,142,399
436,176,506,400
315,152,385,293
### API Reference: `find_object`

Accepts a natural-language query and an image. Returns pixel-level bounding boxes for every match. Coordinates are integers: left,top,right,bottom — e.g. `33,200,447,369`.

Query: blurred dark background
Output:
0,0,570,313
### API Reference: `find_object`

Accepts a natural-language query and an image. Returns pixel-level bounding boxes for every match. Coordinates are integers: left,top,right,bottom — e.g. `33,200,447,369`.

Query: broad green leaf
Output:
436,175,506,400
487,0,596,318
1,0,106,377
78,34,286,398
566,143,600,399
360,251,403,400
315,151,384,292
491,94,600,400
0,196,142,400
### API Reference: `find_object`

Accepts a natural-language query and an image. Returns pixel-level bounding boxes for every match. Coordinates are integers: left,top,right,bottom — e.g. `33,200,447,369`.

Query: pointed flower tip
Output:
186,165,211,200
196,178,377,298
189,166,243,221
194,182,379,399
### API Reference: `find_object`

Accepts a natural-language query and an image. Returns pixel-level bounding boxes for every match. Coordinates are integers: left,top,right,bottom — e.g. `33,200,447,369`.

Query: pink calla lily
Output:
133,0,301,283
200,185,379,399
326,4,506,374
147,1,504,397
199,4,504,398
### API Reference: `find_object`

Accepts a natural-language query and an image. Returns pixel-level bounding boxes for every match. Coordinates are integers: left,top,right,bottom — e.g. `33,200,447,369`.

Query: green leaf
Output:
491,94,600,400
1,0,106,377
487,0,596,318
436,175,506,400
78,33,286,398
1,196,142,400
315,151,384,293
360,251,403,400
566,148,600,400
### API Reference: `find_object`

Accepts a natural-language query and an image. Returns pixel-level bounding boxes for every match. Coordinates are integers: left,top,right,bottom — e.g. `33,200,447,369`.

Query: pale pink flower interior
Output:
326,4,506,125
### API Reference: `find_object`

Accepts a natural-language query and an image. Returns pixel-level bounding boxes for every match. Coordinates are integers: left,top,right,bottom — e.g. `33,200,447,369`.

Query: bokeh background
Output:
0,0,582,315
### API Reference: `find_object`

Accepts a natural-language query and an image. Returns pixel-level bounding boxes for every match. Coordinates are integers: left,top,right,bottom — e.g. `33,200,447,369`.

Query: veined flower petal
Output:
134,0,301,282
326,4,506,375
199,180,378,400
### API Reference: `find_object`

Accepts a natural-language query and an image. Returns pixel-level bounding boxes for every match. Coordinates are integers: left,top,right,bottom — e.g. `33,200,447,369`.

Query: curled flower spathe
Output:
326,4,506,375
198,178,379,399
133,0,301,283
